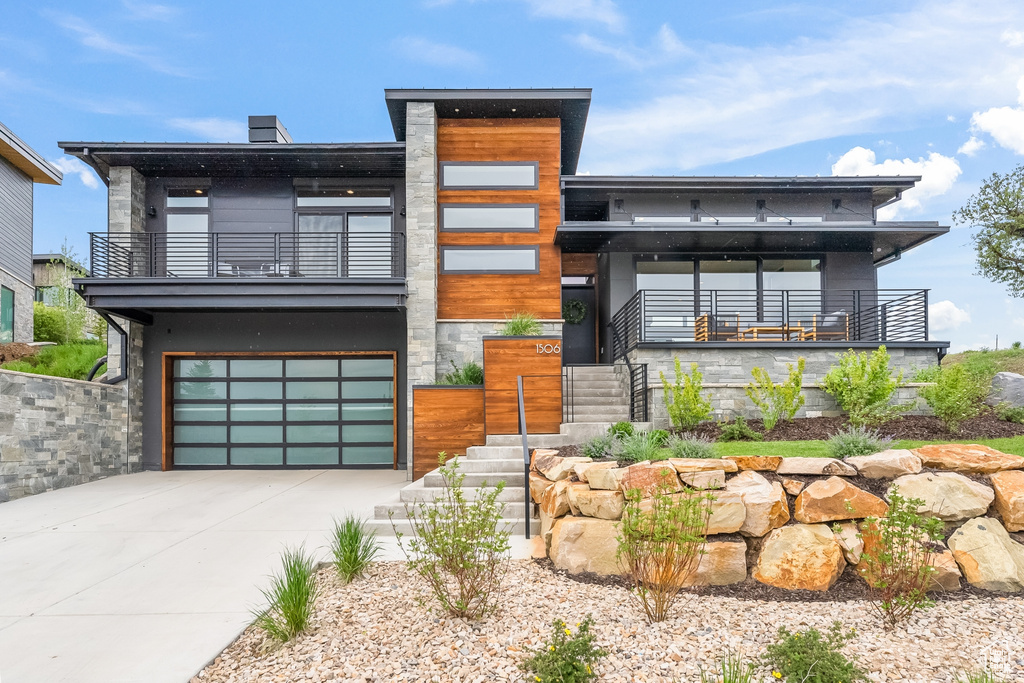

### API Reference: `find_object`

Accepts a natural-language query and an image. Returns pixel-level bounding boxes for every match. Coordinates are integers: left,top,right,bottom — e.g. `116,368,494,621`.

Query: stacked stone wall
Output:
437,320,563,380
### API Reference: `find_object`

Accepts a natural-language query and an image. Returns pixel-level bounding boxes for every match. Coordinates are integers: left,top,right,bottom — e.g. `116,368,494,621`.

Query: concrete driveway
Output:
0,469,408,683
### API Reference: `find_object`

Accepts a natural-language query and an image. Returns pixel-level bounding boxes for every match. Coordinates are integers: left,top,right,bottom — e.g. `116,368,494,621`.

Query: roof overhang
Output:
0,121,62,185
385,88,592,175
57,142,406,185
554,221,948,263
562,175,920,208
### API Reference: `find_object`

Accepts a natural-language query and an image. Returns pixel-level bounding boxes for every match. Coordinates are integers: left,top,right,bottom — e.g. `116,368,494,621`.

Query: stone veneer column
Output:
106,167,146,472
404,102,439,479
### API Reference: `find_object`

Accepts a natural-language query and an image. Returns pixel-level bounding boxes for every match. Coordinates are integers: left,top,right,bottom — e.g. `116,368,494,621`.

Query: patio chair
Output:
799,310,849,341
695,313,740,341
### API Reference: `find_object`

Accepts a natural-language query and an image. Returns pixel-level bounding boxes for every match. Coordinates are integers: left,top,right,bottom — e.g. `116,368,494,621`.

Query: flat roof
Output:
0,121,62,185
384,88,592,175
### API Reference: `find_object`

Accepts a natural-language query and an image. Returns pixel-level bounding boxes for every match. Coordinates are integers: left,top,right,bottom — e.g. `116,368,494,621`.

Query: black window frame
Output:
438,203,540,233
439,161,540,191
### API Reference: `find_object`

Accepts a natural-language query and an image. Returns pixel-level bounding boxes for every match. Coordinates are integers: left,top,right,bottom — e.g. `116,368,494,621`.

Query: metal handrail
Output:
516,372,564,540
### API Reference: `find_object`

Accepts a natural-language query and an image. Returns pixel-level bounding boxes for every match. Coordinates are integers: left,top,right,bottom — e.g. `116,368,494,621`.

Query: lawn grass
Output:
942,347,1024,377
692,435,1024,458
0,341,106,380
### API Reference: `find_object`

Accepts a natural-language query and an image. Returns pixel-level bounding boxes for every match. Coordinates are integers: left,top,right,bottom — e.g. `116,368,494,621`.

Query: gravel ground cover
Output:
195,560,1024,683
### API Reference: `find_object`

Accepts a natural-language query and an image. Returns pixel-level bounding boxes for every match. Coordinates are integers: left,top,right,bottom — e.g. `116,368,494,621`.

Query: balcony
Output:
610,289,934,358
77,231,407,323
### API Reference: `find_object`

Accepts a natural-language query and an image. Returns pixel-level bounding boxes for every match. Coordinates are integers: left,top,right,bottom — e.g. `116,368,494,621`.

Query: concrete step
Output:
465,445,524,460
562,387,630,397
563,380,626,390
564,396,630,406
446,457,524,473
368,517,539,537
422,471,524,488
485,433,567,448
377,501,530,520
398,481,526,503
569,409,630,419
563,370,623,380
559,422,653,441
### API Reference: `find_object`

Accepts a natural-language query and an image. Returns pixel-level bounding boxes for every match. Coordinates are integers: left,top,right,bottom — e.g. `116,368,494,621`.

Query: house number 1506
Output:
536,343,560,354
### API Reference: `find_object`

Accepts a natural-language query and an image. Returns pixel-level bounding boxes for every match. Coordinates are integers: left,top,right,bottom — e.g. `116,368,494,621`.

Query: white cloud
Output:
581,0,1024,173
168,117,247,142
957,136,986,156
426,0,625,31
929,300,972,331
392,36,483,69
1002,29,1024,46
120,0,179,21
970,75,1024,154
49,157,99,189
573,24,690,69
831,146,961,218
47,12,188,77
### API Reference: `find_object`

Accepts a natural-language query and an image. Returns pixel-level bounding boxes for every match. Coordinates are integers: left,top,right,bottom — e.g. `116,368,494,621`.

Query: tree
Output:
954,165,1024,296
45,240,90,344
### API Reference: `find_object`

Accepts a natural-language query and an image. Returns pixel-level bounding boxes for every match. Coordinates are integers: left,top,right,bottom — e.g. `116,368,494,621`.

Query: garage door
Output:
170,355,395,468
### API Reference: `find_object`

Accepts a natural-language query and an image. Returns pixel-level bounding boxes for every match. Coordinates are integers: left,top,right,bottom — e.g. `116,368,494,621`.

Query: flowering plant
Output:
520,616,607,683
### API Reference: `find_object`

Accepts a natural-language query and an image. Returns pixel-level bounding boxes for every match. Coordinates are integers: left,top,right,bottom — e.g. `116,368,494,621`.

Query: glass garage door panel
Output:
171,355,394,467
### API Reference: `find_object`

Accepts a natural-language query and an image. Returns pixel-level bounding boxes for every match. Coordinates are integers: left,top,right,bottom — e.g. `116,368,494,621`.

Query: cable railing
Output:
611,288,930,359
88,231,406,279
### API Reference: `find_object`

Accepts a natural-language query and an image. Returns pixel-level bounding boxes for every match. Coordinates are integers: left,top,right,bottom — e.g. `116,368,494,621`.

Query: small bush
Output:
649,429,670,446
700,652,757,683
820,346,909,426
520,616,608,683
329,514,381,584
664,434,716,459
613,431,666,463
436,360,484,385
995,401,1024,424
826,425,893,458
500,312,542,336
955,670,1009,683
718,416,763,442
857,487,945,630
745,357,806,431
919,364,988,433
616,483,714,623
253,545,320,642
608,421,635,438
761,622,868,683
660,358,713,430
393,455,510,620
33,302,69,344
581,434,615,459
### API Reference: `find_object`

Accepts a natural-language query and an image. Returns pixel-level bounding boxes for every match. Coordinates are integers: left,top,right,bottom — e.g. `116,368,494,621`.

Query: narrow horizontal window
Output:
440,247,539,274
440,204,538,231
633,216,691,223
765,216,824,223
167,188,209,208
296,189,391,207
440,162,538,190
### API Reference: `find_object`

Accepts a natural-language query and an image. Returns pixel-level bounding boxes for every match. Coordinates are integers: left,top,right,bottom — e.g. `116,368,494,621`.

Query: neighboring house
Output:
33,253,89,305
58,89,948,474
0,122,62,343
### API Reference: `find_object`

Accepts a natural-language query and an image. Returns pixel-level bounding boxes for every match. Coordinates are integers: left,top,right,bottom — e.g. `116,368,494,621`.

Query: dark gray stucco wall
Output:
140,310,407,470
597,189,874,222
824,251,877,290
0,155,33,283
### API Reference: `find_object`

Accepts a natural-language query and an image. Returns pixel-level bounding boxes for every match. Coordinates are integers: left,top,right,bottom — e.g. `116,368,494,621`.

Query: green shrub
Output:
253,545,320,642
919,364,988,433
820,346,909,426
33,302,68,343
826,425,892,458
0,341,106,380
718,416,763,442
660,359,713,430
613,431,666,463
436,360,484,385
761,622,868,683
856,487,945,630
700,652,757,683
393,455,510,619
608,421,635,438
649,429,670,446
329,514,381,584
617,483,714,623
995,402,1024,424
745,358,806,431
581,434,614,459
499,312,542,336
520,616,608,683
664,434,716,459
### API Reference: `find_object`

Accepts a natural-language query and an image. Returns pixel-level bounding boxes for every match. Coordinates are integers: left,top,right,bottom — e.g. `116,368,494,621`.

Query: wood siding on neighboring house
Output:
0,156,34,283
436,119,562,319
411,386,485,480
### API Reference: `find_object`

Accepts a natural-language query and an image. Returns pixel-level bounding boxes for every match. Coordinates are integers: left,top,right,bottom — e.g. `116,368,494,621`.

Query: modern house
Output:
0,122,62,343
33,253,89,305
59,89,948,475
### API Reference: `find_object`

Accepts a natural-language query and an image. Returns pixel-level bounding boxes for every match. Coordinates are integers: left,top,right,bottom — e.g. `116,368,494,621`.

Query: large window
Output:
440,246,539,273
440,162,539,190
165,188,209,277
699,259,757,291
636,260,694,290
0,286,13,343
295,188,393,277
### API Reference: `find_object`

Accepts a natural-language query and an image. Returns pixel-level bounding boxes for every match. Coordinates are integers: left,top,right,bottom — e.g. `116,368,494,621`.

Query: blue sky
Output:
4,0,1024,351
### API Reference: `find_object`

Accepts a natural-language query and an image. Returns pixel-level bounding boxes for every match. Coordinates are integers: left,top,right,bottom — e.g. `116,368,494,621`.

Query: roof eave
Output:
0,122,62,185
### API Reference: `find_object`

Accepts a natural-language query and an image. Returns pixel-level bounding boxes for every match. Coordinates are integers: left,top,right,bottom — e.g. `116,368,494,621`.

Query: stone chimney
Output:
247,116,293,143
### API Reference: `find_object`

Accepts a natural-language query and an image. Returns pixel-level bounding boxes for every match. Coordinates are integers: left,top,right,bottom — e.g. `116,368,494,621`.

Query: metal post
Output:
517,375,531,540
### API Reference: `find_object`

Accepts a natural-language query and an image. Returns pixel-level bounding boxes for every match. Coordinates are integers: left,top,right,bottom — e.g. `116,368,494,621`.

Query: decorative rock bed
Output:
531,444,1024,593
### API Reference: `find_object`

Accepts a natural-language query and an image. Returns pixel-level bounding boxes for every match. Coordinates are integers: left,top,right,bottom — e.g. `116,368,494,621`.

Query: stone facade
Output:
631,346,939,425
404,103,439,477
0,268,33,343
0,368,128,502
437,320,564,380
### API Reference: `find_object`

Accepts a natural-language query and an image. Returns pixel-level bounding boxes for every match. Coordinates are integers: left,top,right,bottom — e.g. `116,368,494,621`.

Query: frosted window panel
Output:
442,164,536,188
441,248,537,272
442,205,537,230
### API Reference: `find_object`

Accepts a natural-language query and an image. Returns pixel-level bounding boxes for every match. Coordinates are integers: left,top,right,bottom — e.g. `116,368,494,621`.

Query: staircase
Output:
563,364,632,424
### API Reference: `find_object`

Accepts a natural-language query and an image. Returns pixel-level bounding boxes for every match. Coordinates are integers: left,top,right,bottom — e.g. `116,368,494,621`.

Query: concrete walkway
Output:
0,469,420,683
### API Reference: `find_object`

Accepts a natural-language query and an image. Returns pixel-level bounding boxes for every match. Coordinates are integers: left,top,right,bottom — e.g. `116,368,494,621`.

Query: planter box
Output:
483,336,562,435
411,385,485,480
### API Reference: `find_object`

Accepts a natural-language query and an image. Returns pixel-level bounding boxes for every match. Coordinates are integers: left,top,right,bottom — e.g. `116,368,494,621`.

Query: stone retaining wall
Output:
437,320,563,380
0,368,128,502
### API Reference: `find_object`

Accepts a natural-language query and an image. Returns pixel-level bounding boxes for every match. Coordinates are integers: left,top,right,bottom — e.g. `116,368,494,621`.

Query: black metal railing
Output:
562,361,649,424
610,288,929,359
88,231,406,279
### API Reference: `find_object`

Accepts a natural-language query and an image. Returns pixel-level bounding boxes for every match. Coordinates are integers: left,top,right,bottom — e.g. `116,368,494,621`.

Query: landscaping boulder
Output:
845,449,922,479
682,540,748,587
531,451,593,481
668,458,739,473
781,479,805,496
947,517,1024,592
753,524,846,591
794,477,888,524
986,371,1024,407
530,448,561,472
637,490,746,535
620,462,683,497
990,470,1024,532
529,472,553,504
548,517,623,576
679,469,726,489
890,472,995,521
540,479,572,518
587,467,627,491
724,471,790,537
564,481,593,516
567,486,624,520
573,461,619,484
833,522,864,565
927,548,963,592
776,457,858,476
912,444,1024,474
722,456,782,471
